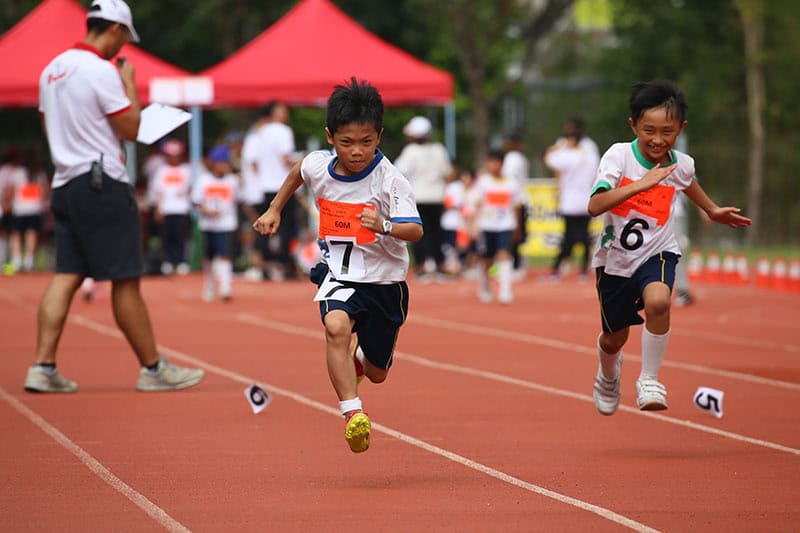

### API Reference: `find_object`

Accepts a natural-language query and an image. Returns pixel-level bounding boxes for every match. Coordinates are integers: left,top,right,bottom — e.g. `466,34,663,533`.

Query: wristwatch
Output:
381,219,393,235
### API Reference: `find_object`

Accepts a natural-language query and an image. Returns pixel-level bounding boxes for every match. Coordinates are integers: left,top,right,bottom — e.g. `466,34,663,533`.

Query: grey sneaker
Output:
593,354,622,416
24,366,78,393
136,359,204,391
636,377,668,411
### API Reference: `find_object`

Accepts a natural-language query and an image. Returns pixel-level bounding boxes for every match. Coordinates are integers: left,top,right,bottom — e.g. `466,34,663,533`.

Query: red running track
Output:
1,272,798,532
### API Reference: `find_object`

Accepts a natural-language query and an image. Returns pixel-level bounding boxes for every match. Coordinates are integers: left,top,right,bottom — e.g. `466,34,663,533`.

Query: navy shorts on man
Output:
310,262,408,370
51,172,143,281
595,251,679,333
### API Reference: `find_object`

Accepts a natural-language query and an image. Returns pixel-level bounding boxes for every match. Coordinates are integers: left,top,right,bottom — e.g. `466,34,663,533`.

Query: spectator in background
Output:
502,132,531,279
150,139,192,275
6,149,50,272
395,116,451,279
253,101,299,281
542,116,600,282
240,113,272,280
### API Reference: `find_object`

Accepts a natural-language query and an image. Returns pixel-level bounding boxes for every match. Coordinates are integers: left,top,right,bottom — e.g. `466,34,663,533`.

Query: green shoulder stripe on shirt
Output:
591,180,612,196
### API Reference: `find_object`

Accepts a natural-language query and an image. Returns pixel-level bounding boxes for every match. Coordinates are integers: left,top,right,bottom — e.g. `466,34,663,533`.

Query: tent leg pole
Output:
444,102,456,160
189,105,204,272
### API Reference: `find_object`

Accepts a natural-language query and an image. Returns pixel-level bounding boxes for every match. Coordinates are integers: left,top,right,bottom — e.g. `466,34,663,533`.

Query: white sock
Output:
478,265,490,291
339,397,362,417
217,258,233,295
0,238,7,263
597,334,621,379
497,259,512,294
640,327,670,380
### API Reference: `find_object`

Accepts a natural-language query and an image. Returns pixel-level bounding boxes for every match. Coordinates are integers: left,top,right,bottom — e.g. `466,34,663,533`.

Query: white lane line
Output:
0,386,190,533
235,313,800,457
411,314,800,391
68,314,659,532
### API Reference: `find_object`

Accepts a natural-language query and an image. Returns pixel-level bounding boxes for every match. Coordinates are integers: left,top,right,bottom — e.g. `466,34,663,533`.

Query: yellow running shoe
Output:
344,410,371,453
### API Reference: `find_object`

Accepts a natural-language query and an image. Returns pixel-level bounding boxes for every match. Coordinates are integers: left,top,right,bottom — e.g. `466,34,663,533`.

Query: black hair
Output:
487,148,506,161
629,80,688,124
258,101,286,119
564,115,585,140
326,77,384,134
86,18,116,36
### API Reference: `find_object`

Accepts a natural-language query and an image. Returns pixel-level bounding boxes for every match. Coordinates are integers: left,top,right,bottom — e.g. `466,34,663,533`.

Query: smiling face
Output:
629,106,687,165
326,123,382,175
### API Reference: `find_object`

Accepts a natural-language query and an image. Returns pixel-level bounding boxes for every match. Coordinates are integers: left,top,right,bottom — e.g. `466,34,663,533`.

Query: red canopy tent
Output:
0,0,190,107
200,0,454,107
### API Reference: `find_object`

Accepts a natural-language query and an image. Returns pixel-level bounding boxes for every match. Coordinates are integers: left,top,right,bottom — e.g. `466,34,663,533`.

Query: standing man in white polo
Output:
25,0,204,393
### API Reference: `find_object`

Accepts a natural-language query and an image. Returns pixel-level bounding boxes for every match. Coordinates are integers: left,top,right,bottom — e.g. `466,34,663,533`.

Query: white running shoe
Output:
593,354,622,415
136,359,204,391
24,366,78,393
636,377,668,410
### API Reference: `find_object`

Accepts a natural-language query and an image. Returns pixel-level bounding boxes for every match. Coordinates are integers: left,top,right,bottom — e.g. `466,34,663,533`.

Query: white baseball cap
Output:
403,116,432,139
87,0,140,43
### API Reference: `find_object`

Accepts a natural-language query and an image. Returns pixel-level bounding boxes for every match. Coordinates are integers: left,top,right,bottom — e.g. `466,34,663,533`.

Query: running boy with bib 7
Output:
253,78,423,452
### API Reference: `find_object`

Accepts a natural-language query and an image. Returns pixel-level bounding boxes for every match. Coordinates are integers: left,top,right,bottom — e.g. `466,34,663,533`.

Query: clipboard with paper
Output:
136,103,192,145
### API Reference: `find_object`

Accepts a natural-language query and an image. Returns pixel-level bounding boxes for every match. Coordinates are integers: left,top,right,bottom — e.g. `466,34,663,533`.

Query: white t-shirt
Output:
8,167,47,217
471,173,523,232
301,150,421,284
545,143,598,216
441,180,466,231
394,142,451,204
192,172,240,232
151,163,192,215
590,140,695,277
39,44,131,188
240,128,266,205
256,122,295,194
501,150,529,186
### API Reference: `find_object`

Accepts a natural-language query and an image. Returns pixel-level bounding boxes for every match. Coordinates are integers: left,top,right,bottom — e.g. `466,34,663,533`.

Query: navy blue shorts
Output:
203,231,234,260
51,172,143,281
478,230,513,259
12,214,43,232
310,262,409,370
596,252,679,333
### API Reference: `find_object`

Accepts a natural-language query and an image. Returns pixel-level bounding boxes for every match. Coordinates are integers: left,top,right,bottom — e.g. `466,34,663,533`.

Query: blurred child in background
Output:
440,164,467,276
468,149,524,303
6,149,49,272
193,144,240,302
150,139,192,275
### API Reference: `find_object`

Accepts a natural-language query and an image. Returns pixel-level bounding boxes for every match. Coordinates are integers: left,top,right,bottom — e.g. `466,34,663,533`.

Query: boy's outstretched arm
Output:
683,179,752,228
253,160,303,235
588,163,676,217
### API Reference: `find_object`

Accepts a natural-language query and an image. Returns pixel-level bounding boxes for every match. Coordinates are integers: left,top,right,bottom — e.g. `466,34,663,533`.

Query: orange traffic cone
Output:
687,249,704,282
755,256,771,288
771,257,788,291
787,258,800,293
704,252,721,284
721,253,737,285
735,254,750,286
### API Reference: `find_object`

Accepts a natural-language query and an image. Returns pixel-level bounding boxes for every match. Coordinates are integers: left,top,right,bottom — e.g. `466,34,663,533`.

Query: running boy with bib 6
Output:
253,78,423,452
588,80,751,415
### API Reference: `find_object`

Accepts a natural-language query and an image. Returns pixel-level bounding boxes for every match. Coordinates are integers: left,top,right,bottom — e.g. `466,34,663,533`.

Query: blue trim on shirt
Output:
327,150,385,182
391,217,423,224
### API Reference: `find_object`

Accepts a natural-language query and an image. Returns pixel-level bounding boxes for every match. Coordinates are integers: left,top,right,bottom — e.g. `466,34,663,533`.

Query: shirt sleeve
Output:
544,148,575,174
388,176,422,224
95,63,131,116
591,144,623,195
